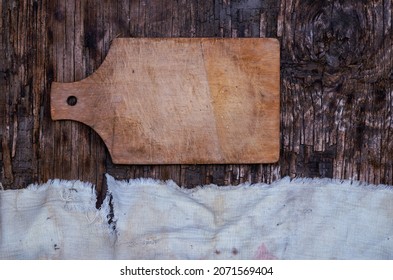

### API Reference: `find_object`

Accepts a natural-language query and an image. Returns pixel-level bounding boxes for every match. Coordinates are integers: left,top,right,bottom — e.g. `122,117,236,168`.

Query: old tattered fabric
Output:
1,175,392,259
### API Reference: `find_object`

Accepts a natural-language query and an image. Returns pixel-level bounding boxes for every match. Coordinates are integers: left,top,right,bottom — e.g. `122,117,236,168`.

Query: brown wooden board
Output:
51,38,280,164
3,1,393,190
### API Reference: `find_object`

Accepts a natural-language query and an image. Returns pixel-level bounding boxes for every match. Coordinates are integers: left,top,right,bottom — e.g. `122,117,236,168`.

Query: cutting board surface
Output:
51,38,280,164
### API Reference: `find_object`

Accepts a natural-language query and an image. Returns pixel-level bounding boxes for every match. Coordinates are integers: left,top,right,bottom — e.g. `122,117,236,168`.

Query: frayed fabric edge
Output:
2,174,393,230
105,174,393,193
2,174,393,199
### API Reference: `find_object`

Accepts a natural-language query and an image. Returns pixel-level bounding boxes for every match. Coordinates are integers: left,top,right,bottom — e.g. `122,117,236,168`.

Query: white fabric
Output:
0,180,114,259
1,175,393,259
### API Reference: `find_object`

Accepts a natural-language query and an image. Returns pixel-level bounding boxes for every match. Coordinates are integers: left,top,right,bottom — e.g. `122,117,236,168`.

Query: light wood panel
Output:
51,38,280,164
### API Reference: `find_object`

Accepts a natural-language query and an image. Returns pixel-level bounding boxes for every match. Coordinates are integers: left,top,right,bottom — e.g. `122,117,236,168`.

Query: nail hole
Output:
67,96,77,106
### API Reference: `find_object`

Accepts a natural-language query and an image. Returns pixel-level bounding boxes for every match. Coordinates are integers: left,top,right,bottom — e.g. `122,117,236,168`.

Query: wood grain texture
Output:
51,38,280,164
1,0,393,192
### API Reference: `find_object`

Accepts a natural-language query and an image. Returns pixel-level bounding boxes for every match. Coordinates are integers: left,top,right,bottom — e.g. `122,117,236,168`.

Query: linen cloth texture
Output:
1,175,392,259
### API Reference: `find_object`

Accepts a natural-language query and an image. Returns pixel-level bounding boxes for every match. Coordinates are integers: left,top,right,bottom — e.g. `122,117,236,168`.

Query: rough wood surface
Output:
1,0,393,193
51,38,280,164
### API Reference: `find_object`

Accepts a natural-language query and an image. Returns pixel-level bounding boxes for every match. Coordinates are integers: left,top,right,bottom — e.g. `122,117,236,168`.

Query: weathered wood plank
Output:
1,0,393,192
278,0,393,184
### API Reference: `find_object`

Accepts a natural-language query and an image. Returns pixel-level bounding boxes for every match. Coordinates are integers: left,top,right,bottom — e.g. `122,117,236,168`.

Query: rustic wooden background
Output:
1,0,392,195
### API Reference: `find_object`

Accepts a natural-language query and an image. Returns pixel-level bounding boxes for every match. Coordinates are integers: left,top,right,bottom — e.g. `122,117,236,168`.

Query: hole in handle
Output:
67,96,77,106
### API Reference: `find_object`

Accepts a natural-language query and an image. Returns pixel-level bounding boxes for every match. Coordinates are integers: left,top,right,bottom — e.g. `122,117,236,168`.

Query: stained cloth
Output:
1,175,392,259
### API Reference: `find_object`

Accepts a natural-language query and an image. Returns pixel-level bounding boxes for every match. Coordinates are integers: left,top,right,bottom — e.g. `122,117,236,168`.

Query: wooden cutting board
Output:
51,38,280,164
